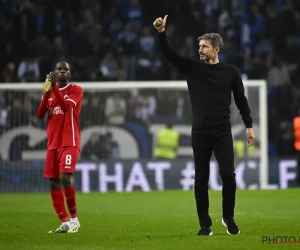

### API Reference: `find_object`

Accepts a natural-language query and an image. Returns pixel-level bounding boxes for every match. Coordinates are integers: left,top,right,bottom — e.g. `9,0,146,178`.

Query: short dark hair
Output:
166,121,173,129
56,60,69,67
197,33,224,52
53,60,69,69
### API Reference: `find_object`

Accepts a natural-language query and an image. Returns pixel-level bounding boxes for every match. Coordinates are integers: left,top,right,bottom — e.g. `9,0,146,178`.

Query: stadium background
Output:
1,0,300,192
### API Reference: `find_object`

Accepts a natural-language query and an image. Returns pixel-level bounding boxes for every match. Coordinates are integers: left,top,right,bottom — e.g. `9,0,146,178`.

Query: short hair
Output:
197,33,224,52
55,60,69,67
54,60,71,72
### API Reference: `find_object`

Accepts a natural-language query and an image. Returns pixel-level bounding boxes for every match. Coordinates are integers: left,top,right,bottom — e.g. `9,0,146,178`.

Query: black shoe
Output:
197,226,213,236
222,218,240,235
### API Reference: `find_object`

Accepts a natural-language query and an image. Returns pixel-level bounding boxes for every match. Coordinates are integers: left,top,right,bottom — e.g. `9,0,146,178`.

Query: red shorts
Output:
44,147,80,178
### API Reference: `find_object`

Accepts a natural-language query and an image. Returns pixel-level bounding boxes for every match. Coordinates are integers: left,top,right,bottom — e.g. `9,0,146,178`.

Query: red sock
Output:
64,186,77,218
50,188,68,223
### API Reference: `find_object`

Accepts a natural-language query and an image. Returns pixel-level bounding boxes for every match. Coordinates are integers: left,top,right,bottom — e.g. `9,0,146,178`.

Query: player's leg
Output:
192,129,213,236
212,128,240,235
58,147,80,233
44,150,70,233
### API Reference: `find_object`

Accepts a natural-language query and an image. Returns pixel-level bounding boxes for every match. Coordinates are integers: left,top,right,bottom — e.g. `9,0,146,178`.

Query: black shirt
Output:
158,31,253,129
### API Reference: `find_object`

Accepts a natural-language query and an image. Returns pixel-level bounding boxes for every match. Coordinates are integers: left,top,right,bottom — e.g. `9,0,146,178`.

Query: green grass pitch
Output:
1,189,300,250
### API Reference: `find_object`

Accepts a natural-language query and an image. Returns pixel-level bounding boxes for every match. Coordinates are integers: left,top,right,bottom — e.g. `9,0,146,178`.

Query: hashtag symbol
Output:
180,162,195,190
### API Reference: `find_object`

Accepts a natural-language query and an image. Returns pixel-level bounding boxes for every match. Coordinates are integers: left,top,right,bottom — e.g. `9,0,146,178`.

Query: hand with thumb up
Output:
153,15,168,33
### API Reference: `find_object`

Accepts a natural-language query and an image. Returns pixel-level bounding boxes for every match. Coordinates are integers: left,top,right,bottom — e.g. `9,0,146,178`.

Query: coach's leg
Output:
192,129,213,230
213,129,240,235
213,129,235,219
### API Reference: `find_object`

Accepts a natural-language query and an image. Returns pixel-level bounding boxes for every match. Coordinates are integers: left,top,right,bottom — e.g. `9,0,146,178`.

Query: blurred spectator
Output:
78,8,101,55
99,51,119,81
44,9,67,39
154,122,179,159
0,102,8,134
53,36,68,58
135,90,156,125
10,6,37,61
104,92,127,125
267,59,290,88
104,132,120,159
81,133,108,161
139,26,156,55
17,56,40,83
6,99,29,128
80,94,105,128
247,54,268,80
136,54,163,80
293,115,300,186
127,0,143,24
1,62,17,82
117,23,138,80
108,15,123,44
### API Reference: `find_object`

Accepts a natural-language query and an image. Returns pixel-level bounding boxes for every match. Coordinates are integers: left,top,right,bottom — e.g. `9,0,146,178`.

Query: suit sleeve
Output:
36,93,49,118
158,31,195,75
232,67,253,128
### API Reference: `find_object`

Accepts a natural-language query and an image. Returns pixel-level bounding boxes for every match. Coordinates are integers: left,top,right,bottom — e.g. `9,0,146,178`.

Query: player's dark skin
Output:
46,62,73,191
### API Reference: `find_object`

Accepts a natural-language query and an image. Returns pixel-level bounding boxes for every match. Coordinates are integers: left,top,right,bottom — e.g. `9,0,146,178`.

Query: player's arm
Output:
153,15,194,75
52,85,83,112
45,70,82,112
52,85,74,112
44,72,73,112
37,74,53,118
37,93,49,118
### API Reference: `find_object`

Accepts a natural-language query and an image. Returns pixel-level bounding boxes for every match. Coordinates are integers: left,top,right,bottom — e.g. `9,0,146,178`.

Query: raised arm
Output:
37,93,49,118
52,85,74,112
46,72,83,113
153,15,194,75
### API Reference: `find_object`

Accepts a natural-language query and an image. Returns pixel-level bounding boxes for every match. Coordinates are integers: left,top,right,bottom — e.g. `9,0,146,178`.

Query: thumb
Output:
163,15,168,23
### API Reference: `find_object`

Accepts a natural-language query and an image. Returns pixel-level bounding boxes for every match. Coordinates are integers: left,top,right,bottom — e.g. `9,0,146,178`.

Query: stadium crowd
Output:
1,0,300,158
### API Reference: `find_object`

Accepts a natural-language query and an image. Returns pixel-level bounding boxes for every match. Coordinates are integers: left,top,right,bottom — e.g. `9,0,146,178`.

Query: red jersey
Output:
43,83,83,150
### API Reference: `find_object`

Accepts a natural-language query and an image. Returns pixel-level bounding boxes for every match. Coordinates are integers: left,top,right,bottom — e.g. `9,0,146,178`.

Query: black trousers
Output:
192,128,236,227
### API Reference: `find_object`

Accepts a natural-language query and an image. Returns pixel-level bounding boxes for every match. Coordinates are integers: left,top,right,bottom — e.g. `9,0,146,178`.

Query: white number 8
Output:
65,154,72,165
